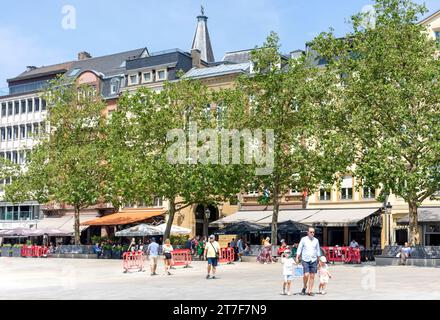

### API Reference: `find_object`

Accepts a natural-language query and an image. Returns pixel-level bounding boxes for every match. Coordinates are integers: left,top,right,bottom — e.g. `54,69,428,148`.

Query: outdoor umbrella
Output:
30,229,71,237
115,224,162,237
0,227,35,237
154,223,191,235
217,221,266,235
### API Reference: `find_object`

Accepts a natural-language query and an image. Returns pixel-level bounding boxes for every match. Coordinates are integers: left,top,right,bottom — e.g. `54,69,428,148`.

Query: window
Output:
363,187,376,199
21,100,26,113
1,103,6,117
41,99,47,111
128,74,139,86
0,128,5,141
319,188,331,201
110,78,120,95
33,123,39,136
142,72,152,83
19,151,25,164
156,69,167,81
68,68,81,77
247,190,259,196
20,125,25,139
12,151,18,164
13,126,18,140
8,102,13,116
27,99,33,113
14,101,19,114
340,175,353,200
7,127,12,140
26,124,32,138
153,197,163,207
35,98,40,112
435,31,440,41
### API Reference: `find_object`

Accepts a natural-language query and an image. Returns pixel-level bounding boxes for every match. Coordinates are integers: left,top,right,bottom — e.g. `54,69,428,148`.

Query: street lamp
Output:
204,207,211,237
385,202,392,246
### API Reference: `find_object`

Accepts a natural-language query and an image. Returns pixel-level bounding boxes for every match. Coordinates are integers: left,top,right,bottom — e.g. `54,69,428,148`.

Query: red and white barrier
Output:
219,247,235,264
122,251,145,273
171,249,192,268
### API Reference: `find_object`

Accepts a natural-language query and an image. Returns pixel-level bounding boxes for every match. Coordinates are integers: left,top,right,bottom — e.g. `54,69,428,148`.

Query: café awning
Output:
209,210,273,227
397,207,440,224
81,209,165,226
300,208,381,227
255,210,320,224
35,214,97,234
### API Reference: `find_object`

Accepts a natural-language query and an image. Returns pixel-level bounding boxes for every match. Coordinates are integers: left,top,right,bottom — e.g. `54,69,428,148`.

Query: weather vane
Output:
201,5,205,16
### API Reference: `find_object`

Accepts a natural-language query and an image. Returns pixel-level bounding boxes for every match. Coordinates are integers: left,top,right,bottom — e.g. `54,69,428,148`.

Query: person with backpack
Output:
204,235,220,279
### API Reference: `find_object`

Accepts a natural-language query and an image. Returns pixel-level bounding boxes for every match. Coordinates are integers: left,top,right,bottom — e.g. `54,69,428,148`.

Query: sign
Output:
218,234,236,248
357,212,382,232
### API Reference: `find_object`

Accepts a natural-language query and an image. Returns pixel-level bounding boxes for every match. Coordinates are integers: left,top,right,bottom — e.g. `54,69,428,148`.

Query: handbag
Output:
294,265,304,277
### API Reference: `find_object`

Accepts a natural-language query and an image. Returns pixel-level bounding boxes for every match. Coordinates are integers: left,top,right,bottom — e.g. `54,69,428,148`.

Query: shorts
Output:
302,260,318,274
207,257,218,266
150,255,158,264
283,275,293,282
164,252,172,260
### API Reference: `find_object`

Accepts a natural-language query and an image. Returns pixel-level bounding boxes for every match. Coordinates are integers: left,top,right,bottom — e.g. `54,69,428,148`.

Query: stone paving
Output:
1,257,439,300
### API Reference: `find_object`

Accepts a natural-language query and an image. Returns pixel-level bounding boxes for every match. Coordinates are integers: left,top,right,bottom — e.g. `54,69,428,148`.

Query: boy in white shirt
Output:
281,247,295,296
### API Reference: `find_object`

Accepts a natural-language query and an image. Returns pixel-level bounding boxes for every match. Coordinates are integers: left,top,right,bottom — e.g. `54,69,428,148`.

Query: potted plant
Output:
1,244,12,257
103,243,112,259
12,244,23,257
122,245,129,253
112,245,123,259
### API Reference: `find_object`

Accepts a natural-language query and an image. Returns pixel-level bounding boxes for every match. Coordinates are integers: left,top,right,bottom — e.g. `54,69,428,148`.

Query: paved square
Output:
1,257,439,300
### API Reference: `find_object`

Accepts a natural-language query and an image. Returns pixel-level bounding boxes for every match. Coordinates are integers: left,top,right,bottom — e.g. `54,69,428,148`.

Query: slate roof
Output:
7,61,74,83
183,62,251,79
222,49,252,64
191,15,215,63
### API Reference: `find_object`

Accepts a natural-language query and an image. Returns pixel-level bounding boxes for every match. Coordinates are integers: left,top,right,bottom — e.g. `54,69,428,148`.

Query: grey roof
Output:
183,62,251,79
222,49,252,64
191,15,214,63
67,48,147,79
7,61,74,83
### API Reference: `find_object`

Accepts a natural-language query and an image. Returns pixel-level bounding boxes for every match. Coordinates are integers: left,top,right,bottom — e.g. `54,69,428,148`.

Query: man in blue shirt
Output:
296,227,321,296
147,237,160,276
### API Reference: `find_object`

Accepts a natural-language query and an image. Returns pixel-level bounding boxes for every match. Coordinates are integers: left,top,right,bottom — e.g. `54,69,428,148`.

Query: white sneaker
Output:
271,261,275,264
264,262,268,265
287,292,292,296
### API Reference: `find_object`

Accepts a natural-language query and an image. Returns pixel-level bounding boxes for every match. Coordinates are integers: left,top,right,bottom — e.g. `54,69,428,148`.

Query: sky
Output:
0,0,438,88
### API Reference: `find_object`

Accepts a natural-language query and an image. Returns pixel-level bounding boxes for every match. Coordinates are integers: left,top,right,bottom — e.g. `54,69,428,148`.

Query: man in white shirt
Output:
296,227,321,296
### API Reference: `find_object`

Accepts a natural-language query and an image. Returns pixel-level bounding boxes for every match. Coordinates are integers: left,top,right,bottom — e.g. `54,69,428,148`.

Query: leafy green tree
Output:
311,0,440,245
222,32,353,245
4,78,110,244
107,79,245,240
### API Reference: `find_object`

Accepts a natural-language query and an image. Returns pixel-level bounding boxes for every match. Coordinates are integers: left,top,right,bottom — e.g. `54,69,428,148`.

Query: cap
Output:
209,235,215,239
319,256,327,263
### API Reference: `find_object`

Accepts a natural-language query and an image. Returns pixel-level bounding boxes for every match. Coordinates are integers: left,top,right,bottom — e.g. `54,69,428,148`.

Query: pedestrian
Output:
257,237,275,264
317,256,332,295
243,242,251,256
128,238,136,252
204,234,220,279
237,237,244,262
281,247,295,296
295,227,321,296
197,236,206,261
162,239,174,275
399,242,412,265
147,237,160,276
350,239,359,249
277,239,288,256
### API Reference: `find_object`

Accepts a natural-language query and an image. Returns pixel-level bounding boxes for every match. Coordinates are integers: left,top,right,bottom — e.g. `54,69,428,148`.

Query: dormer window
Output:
142,71,152,83
110,78,120,94
156,69,167,81
128,74,139,86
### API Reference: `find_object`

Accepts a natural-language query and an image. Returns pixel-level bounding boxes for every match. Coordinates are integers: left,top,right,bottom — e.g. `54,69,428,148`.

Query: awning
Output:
209,211,273,227
81,209,165,226
397,207,440,224
35,215,97,234
255,210,320,224
300,208,381,227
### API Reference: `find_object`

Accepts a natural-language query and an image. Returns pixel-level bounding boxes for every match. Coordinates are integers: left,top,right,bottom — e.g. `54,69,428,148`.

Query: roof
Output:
191,15,215,63
7,61,74,83
68,48,147,78
419,9,440,25
81,208,165,226
222,49,252,64
397,207,440,223
183,62,251,79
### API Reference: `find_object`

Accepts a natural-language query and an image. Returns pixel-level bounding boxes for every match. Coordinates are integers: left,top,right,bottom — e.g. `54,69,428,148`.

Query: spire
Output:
191,6,214,63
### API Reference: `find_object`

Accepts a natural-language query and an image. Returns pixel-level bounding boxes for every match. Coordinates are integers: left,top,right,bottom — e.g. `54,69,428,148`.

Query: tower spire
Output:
191,6,214,63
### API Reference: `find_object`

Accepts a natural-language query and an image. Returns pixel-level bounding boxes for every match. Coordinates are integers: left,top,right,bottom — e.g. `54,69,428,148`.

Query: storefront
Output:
397,207,440,246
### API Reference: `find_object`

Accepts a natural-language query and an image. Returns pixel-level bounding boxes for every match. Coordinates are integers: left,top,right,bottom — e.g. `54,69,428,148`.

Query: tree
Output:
222,32,353,245
311,0,440,245
4,78,110,244
107,78,245,240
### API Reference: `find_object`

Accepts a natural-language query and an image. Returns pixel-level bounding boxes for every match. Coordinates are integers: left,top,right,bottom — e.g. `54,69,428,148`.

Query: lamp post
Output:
204,206,211,237
385,202,393,246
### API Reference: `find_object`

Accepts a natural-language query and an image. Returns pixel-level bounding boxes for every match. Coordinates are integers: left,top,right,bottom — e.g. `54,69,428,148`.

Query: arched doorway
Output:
194,204,218,237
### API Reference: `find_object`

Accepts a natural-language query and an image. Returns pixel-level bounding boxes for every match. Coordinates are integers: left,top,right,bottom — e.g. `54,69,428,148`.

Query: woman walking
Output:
162,239,174,275
197,236,206,261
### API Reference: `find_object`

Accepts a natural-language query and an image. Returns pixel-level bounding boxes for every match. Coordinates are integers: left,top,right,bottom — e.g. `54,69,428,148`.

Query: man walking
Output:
296,227,321,296
204,234,220,279
147,237,159,276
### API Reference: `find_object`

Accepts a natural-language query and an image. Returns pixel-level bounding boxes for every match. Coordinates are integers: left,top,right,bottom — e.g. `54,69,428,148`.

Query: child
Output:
281,247,295,296
318,256,332,295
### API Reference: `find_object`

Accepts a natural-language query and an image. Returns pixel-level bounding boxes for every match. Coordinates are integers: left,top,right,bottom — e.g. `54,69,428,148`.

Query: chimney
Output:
191,48,202,68
26,66,37,72
78,51,92,60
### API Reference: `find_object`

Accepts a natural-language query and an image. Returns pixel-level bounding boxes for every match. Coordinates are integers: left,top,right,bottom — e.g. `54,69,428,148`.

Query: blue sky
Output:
0,0,438,87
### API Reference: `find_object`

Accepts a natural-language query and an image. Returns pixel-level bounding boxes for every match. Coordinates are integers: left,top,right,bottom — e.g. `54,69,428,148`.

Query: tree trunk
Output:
74,206,81,245
164,197,175,241
408,200,420,246
302,189,308,209
271,183,280,247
